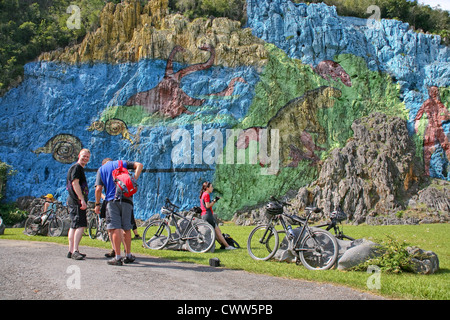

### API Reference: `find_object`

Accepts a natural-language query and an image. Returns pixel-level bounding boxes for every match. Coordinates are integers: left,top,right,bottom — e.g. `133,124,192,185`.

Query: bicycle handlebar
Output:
270,195,322,214
270,195,291,207
165,198,180,209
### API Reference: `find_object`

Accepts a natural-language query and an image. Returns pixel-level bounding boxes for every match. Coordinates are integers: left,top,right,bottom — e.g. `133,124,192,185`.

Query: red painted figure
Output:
126,44,245,119
414,86,450,175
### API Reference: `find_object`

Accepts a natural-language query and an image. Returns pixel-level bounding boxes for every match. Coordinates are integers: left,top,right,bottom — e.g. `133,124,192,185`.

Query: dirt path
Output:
0,239,385,301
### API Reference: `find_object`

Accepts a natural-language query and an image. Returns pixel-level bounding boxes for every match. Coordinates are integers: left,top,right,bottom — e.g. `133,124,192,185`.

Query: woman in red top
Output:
200,182,236,250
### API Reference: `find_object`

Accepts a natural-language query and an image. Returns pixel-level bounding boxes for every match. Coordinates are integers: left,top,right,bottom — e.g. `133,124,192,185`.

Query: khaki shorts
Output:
105,201,133,231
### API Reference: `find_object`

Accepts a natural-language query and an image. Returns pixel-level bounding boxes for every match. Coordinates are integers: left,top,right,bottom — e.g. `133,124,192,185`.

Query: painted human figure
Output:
414,86,450,175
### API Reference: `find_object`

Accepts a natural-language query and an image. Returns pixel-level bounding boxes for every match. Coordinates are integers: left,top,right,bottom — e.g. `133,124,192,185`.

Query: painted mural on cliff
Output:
0,0,449,220
0,57,259,219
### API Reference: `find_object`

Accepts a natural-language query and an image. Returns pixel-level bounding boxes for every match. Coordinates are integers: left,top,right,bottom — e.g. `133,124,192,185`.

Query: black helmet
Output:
330,207,347,222
265,201,283,215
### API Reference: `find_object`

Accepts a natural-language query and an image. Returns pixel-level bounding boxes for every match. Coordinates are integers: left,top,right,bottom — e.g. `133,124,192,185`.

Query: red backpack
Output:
112,160,137,198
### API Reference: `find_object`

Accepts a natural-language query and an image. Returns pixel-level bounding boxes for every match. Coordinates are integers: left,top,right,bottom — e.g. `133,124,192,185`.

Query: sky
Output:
415,0,450,11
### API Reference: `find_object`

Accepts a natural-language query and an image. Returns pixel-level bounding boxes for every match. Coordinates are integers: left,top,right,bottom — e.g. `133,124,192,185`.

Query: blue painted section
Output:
0,60,259,219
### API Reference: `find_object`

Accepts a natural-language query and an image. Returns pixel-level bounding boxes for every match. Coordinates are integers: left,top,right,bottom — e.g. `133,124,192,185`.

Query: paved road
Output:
0,239,385,301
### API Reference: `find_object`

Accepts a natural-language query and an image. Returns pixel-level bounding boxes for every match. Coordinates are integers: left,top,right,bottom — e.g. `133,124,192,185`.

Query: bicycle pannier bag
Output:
112,160,137,198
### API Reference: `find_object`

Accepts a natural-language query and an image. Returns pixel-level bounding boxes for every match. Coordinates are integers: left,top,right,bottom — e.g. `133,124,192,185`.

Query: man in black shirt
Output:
66,148,90,260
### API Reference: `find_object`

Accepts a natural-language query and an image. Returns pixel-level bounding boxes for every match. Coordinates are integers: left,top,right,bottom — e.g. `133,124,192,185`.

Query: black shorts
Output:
68,203,87,229
201,211,217,228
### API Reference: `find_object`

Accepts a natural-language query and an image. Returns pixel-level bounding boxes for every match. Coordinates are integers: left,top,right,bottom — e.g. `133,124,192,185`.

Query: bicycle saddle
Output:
306,207,322,213
289,214,306,223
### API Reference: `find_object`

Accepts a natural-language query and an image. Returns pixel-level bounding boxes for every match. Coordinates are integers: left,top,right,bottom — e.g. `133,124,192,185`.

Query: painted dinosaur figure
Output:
313,60,352,87
414,86,450,175
125,44,245,118
237,86,342,168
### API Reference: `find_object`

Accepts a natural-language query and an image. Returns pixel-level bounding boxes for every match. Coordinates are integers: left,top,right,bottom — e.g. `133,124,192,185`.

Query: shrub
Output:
0,203,28,226
351,236,414,273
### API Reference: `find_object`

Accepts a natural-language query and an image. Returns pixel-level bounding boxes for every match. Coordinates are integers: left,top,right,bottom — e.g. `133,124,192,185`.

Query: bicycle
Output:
142,198,216,253
314,206,355,241
247,196,339,270
88,213,109,242
24,207,65,237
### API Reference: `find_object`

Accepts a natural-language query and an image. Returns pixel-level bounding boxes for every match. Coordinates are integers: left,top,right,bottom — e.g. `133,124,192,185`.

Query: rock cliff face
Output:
292,113,435,224
247,0,450,179
1,0,449,221
311,113,424,218
39,0,267,69
233,113,449,226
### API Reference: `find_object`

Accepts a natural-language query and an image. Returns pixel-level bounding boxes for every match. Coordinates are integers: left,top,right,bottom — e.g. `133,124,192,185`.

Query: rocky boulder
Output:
336,239,381,270
233,113,449,226
407,246,440,275
296,112,425,223
292,113,450,225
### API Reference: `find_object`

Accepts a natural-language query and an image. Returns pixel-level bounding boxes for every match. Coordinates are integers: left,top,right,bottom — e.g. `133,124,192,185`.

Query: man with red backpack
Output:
94,158,143,265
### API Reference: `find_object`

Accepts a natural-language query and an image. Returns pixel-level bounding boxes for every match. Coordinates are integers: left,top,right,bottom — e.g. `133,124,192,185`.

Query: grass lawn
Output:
1,223,449,300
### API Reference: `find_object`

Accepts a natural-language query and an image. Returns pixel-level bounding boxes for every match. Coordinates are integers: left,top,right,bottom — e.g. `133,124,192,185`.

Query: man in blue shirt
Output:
94,158,143,265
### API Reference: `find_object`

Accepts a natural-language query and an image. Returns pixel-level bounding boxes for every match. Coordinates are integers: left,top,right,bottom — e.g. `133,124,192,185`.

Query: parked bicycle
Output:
314,206,355,241
247,196,338,270
142,198,216,253
24,207,64,237
88,213,109,242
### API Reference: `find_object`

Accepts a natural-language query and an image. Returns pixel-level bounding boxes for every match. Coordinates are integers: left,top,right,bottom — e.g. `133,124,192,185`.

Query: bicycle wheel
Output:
142,220,171,250
48,217,64,237
247,225,279,261
299,229,338,270
185,222,215,253
88,217,98,239
24,216,38,236
99,221,110,242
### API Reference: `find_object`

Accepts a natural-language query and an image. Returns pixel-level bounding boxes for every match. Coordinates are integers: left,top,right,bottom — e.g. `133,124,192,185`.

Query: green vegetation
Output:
0,203,27,226
0,161,16,201
168,0,246,24
0,0,124,95
351,236,414,273
1,223,449,299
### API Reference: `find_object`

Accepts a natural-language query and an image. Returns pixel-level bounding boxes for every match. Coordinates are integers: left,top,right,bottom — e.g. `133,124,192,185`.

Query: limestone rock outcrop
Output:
293,113,449,225
39,0,267,69
233,113,449,225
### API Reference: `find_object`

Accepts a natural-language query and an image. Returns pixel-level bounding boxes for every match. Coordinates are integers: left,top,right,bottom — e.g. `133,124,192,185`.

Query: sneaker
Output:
71,251,85,260
107,258,123,266
105,250,115,258
67,252,72,259
133,235,141,240
225,246,237,250
123,255,136,264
